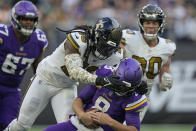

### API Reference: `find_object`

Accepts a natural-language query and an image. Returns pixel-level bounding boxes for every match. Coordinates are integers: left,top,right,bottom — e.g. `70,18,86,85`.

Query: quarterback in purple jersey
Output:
0,1,48,130
44,58,148,131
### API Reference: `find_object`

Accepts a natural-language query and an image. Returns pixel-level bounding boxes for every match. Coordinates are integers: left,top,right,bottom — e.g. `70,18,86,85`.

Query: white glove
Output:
160,72,173,91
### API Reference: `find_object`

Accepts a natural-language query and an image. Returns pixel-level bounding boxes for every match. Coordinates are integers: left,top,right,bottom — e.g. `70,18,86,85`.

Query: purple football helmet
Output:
11,1,38,36
115,58,143,96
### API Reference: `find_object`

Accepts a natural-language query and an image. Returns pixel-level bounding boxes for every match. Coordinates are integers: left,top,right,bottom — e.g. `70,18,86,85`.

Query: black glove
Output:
95,75,126,91
135,81,148,95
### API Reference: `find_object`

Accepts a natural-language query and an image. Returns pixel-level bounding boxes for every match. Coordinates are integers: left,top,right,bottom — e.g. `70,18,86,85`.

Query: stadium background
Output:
1,0,196,130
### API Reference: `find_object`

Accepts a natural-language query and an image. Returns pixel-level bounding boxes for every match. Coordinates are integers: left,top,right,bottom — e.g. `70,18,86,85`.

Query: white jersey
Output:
37,31,123,88
122,29,176,93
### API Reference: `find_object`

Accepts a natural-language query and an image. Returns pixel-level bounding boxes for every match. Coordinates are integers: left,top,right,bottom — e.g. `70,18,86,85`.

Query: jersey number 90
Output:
133,55,162,79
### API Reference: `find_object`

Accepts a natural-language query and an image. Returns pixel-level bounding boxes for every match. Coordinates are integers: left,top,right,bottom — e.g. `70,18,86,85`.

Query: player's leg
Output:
51,84,76,122
0,87,21,130
44,121,77,131
140,95,151,122
139,105,149,122
6,76,53,131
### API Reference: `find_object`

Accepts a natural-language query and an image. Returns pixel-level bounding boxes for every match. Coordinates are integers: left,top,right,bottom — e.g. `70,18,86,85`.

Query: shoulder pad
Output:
165,39,174,44
163,38,176,56
125,94,147,111
122,29,136,38
35,29,48,48
124,29,136,35
95,65,114,77
121,29,137,45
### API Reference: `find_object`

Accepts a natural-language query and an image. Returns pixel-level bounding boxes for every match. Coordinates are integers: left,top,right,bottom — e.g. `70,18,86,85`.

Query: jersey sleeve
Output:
35,29,48,51
121,29,138,58
123,94,147,130
125,112,140,131
167,40,176,56
160,38,176,57
67,31,87,57
124,94,147,112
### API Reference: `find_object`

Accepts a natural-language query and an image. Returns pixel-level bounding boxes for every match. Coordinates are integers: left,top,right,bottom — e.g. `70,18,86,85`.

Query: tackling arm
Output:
64,40,97,85
159,57,173,91
63,39,127,89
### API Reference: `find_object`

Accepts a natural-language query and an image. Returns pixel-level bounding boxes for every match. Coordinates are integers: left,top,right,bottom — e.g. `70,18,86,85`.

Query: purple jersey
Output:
0,24,48,88
78,64,148,131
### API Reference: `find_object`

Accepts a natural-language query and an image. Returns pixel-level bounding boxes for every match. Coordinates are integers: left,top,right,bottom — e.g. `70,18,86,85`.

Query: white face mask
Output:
20,28,34,36
143,31,158,40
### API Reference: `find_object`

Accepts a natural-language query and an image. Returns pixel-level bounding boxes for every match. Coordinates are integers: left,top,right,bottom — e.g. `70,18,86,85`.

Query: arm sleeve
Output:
64,53,97,84
125,112,140,131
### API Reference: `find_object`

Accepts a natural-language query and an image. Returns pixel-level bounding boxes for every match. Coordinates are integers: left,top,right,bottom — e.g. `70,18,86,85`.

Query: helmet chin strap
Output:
141,25,160,40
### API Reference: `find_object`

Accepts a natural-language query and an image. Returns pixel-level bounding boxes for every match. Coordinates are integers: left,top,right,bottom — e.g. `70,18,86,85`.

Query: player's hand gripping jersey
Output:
0,24,48,88
122,29,176,93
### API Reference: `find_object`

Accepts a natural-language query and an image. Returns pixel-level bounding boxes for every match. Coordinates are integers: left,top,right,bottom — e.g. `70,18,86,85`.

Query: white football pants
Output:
7,75,77,131
139,94,151,122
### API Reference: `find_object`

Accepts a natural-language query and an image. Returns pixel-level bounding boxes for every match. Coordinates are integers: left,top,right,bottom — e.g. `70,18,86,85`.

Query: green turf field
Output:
30,124,194,131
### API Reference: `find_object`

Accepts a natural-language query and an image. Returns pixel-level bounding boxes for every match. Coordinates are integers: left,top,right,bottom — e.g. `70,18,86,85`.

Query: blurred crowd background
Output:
1,0,196,55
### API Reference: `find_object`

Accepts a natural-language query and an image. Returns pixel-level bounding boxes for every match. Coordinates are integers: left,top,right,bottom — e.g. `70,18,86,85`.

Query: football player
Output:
121,4,176,121
43,58,148,131
5,17,127,131
0,1,48,130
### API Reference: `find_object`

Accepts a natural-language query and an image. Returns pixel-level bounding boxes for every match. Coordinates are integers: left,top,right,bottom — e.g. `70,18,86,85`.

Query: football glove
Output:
135,81,148,95
160,72,173,91
96,75,126,91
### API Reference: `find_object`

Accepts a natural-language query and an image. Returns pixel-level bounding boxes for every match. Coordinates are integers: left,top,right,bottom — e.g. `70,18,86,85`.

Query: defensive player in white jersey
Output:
121,4,176,121
5,17,127,131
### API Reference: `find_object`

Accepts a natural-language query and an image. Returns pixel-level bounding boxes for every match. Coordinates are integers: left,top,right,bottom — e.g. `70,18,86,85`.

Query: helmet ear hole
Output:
92,17,122,60
11,1,38,36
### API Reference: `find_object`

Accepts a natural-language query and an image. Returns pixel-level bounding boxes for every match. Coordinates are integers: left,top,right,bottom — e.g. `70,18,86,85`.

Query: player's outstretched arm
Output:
91,112,138,131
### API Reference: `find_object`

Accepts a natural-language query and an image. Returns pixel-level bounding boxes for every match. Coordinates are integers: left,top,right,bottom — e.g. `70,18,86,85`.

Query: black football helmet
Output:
92,17,122,60
138,4,166,40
